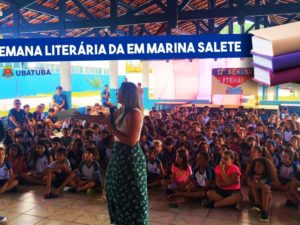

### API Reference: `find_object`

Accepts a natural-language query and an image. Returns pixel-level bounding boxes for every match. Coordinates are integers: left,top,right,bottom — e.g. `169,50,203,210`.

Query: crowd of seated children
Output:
1,100,300,223
142,105,300,222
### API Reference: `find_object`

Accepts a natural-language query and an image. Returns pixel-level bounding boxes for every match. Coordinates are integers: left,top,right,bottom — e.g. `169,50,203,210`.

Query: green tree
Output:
85,77,102,90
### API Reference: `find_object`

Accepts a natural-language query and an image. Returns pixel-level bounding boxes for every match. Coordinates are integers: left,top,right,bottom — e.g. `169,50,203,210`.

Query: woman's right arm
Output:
73,112,109,124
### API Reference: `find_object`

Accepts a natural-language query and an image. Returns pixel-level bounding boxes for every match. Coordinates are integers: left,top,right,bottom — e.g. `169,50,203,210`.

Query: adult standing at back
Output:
74,82,149,225
52,86,67,112
101,85,111,107
137,82,144,110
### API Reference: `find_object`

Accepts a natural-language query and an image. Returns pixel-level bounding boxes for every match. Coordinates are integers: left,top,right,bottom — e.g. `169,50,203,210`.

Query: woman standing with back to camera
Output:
74,82,149,225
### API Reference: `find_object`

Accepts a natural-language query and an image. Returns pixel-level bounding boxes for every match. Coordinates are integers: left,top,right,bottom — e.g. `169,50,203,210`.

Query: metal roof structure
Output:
0,0,299,38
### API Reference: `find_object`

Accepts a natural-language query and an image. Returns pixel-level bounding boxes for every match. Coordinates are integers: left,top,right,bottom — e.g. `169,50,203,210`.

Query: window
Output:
278,83,300,101
103,68,109,75
71,66,83,74
13,63,20,69
85,67,97,74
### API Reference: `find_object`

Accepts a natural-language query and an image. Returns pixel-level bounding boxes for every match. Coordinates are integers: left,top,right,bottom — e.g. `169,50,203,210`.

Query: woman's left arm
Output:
110,109,142,147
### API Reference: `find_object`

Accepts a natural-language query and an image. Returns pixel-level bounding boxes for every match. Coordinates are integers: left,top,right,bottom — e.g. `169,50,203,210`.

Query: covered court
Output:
0,1,300,225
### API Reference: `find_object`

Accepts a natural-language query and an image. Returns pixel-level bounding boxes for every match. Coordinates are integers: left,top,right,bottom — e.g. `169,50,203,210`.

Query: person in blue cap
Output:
52,86,67,112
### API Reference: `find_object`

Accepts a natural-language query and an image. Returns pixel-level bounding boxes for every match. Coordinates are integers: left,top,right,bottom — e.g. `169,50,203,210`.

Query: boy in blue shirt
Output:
52,86,67,112
8,99,27,130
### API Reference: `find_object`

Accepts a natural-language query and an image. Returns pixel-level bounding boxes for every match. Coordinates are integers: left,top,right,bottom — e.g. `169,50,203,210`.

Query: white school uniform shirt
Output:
35,155,49,174
0,161,11,180
147,159,160,175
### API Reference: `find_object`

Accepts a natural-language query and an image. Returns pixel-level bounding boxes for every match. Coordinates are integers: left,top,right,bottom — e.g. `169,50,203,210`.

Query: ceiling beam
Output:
1,0,80,21
1,0,36,18
2,3,300,34
179,3,300,20
179,0,192,11
125,1,156,16
152,0,167,12
71,0,96,20
167,0,178,29
24,4,80,21
59,0,66,37
110,0,118,33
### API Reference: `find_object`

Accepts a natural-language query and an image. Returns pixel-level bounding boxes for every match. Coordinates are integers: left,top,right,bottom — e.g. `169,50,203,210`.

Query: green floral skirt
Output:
105,143,149,225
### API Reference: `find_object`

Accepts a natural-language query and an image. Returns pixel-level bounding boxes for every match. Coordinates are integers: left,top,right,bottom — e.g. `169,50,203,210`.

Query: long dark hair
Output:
143,116,154,136
252,146,272,160
31,141,50,170
7,144,22,158
175,149,188,171
248,157,277,181
117,82,141,125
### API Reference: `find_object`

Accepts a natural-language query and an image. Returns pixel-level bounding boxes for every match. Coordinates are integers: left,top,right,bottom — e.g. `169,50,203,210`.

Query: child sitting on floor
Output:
165,149,192,196
6,144,28,179
23,141,53,185
44,147,71,199
0,147,19,194
169,151,214,208
63,147,101,193
67,138,83,170
153,140,163,160
147,146,164,188
248,157,277,222
203,150,243,210
275,149,295,191
161,136,176,179
285,149,300,209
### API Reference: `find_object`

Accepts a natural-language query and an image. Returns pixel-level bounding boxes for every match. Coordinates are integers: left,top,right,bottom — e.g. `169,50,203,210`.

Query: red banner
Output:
212,68,253,88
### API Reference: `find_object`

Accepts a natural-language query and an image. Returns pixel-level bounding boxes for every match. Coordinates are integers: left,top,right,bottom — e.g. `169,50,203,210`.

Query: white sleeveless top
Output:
114,107,143,143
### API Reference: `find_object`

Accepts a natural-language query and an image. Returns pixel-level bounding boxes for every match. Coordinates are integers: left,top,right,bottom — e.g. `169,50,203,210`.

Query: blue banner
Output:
0,34,252,62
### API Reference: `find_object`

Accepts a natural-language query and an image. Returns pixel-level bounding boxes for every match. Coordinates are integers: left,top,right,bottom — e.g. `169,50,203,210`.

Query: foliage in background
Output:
85,77,102,90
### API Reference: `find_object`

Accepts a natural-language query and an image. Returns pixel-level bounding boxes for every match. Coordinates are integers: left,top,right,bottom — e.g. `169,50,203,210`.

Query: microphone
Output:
109,105,115,124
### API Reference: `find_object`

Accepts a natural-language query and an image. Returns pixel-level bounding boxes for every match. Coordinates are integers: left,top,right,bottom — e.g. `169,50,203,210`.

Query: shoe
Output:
0,216,7,223
285,200,296,208
44,192,58,199
86,188,95,194
235,202,242,211
68,188,78,193
260,210,269,222
63,187,71,192
202,199,215,208
169,202,179,208
252,204,262,212
165,188,174,196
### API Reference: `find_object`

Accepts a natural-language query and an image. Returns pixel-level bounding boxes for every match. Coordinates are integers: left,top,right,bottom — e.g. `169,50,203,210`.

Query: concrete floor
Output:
0,186,298,225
